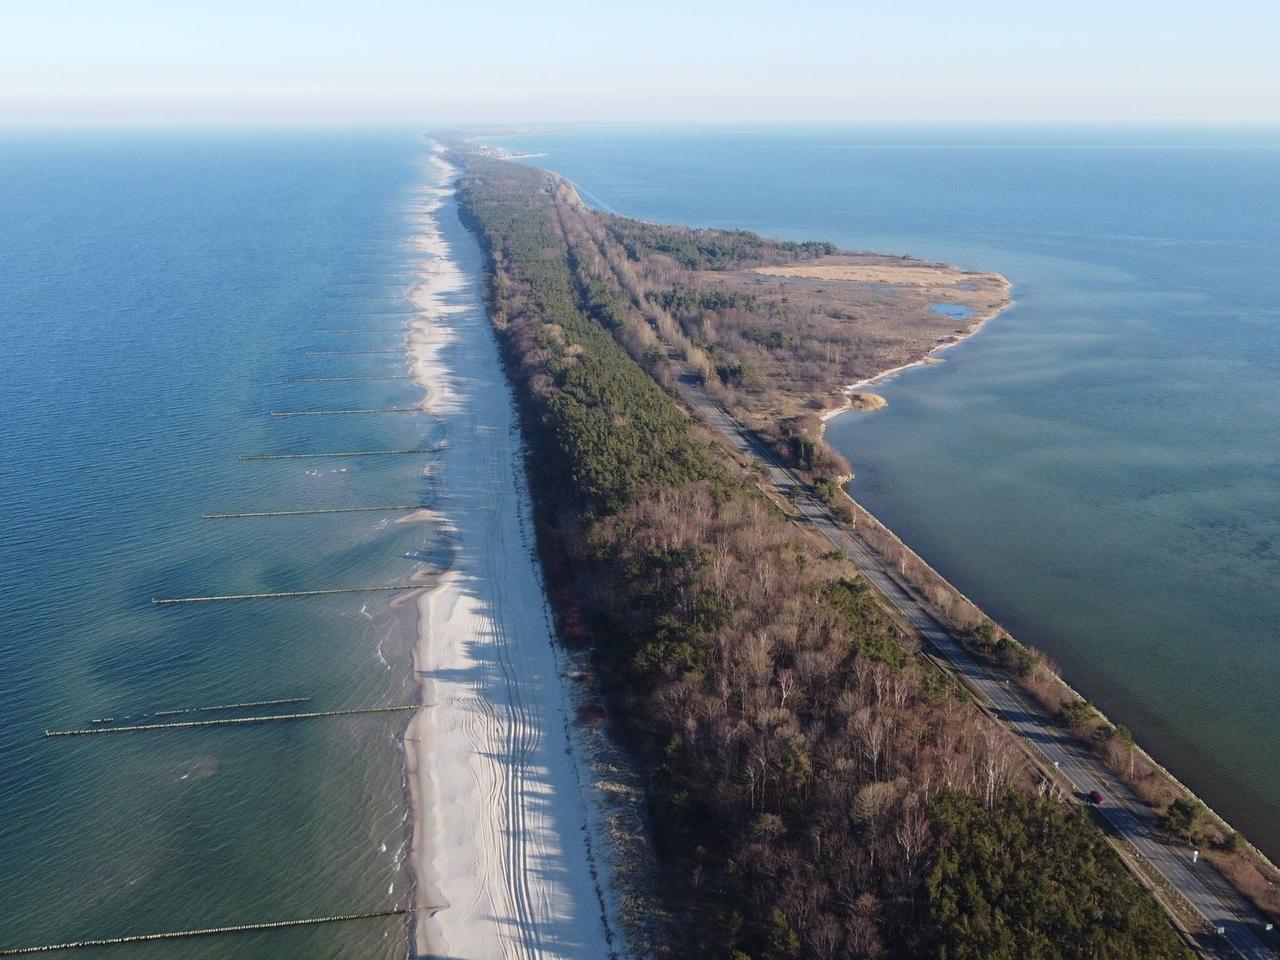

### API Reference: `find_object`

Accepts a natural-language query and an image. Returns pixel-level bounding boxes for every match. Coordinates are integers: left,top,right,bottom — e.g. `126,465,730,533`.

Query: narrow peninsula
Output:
445,147,1280,959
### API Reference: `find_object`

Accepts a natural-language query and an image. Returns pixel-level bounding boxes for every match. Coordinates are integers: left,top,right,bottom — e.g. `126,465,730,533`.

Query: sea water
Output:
491,125,1280,858
0,132,433,955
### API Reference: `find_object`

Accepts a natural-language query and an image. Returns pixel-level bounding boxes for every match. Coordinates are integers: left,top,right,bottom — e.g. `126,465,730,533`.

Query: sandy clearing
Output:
403,148,618,960
751,261,993,286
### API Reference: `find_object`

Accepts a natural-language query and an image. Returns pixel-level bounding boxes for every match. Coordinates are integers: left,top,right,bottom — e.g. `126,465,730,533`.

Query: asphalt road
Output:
677,374,1277,960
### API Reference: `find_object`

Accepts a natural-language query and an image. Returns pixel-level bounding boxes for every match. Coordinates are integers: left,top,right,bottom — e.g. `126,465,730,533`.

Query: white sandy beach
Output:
401,150,618,960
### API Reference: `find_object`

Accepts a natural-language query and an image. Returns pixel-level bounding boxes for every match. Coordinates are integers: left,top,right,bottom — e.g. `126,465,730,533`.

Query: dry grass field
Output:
691,252,1011,421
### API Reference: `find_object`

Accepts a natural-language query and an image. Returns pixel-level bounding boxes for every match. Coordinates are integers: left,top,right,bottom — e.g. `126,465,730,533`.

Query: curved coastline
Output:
815,271,1280,905
820,278,1014,425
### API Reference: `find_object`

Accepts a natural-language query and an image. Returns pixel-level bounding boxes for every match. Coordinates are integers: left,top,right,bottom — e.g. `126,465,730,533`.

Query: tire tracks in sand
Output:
403,147,615,960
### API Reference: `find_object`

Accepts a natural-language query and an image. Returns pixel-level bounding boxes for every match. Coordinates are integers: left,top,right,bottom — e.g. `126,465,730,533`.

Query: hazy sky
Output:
3,0,1277,127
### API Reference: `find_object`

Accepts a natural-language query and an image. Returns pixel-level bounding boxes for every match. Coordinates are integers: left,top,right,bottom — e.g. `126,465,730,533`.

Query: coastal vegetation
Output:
590,209,1008,478
540,184,1009,493
821,453,1280,926
455,153,1191,958
926,791,1187,960
542,159,1280,927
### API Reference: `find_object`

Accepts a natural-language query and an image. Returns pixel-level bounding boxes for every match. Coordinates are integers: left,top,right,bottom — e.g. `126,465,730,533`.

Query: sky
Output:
2,0,1277,127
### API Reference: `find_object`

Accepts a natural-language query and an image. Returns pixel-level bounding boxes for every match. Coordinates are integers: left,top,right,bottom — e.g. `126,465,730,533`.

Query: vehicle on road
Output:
1088,789,1105,805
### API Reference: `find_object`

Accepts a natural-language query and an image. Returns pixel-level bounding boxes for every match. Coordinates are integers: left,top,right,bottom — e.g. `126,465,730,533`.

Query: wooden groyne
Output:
153,584,422,605
331,277,416,285
303,349,404,356
90,696,311,725
316,310,419,318
238,448,432,461
286,375,413,383
314,327,406,333
269,407,422,417
330,277,414,285
0,908,417,955
46,704,417,737
203,505,421,519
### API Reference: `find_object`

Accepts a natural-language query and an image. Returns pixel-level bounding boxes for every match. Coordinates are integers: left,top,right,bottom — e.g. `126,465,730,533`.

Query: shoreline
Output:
804,276,1280,905
802,258,1280,891
400,147,620,958
820,279,1014,425
828,474,1280,917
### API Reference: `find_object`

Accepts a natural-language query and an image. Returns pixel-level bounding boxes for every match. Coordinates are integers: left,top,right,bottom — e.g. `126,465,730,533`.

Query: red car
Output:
1088,790,1105,805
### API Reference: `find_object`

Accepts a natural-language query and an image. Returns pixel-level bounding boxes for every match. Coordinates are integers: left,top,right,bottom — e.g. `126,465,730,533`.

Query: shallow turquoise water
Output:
491,125,1280,857
0,133,432,955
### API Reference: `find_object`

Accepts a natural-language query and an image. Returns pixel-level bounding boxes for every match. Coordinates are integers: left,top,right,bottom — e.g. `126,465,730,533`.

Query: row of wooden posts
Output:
14,315,439,953
89,695,311,724
0,908,436,955
46,705,417,738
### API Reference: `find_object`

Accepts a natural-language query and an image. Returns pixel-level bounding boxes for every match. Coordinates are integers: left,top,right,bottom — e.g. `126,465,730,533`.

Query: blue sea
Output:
490,125,1280,858
0,133,433,955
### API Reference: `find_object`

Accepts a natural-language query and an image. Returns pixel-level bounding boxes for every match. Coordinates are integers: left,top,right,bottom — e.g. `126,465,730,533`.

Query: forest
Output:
454,154,1190,959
